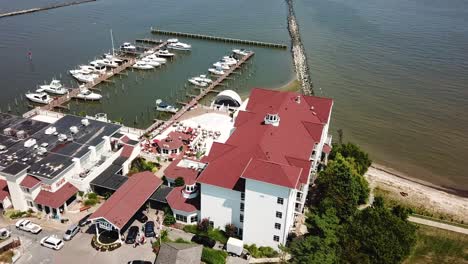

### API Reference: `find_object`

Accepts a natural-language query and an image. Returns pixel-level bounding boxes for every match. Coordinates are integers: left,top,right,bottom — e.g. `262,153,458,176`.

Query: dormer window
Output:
264,113,280,126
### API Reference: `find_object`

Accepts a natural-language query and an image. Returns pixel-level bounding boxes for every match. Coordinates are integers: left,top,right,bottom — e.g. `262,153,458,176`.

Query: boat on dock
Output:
213,62,230,70
75,88,102,101
100,58,119,68
188,78,208,87
39,79,68,95
222,56,237,65
69,65,94,75
155,49,175,58
144,55,167,64
120,42,136,51
72,73,99,83
192,74,212,84
167,42,191,51
208,67,225,75
25,90,53,104
232,49,250,56
140,58,161,67
132,61,154,70
155,99,178,113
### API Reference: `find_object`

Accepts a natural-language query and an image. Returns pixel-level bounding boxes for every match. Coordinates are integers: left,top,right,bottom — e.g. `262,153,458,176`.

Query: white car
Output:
15,219,42,234
0,228,11,239
40,236,64,250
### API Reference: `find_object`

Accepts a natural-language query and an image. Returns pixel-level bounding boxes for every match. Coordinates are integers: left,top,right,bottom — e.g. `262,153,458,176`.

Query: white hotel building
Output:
164,88,333,249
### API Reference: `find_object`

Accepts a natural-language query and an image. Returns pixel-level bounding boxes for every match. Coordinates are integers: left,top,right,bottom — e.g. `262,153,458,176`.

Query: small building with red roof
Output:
155,131,191,158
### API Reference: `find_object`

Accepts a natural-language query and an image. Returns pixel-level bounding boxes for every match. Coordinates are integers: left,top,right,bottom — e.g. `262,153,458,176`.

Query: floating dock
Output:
150,28,287,49
145,51,255,136
0,0,96,19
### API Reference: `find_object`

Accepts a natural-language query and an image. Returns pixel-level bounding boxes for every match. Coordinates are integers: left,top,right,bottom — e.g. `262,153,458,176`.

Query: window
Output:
276,211,282,218
240,203,244,212
27,201,34,207
273,235,280,242
240,214,244,223
277,197,284,205
209,221,214,228
190,215,198,223
162,149,169,154
275,223,281,230
238,228,243,238
176,214,187,222
241,192,245,201
22,187,30,193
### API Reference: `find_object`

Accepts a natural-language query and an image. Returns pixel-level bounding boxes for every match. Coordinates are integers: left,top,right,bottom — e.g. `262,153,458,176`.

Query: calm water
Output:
0,0,467,191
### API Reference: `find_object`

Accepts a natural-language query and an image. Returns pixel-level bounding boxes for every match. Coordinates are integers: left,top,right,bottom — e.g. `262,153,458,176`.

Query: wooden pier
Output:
150,28,287,49
0,0,96,19
145,52,255,136
136,38,164,45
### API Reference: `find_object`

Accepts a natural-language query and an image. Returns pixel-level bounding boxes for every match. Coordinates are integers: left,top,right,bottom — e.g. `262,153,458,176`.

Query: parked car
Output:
0,228,11,240
144,221,155,237
15,219,42,234
40,236,64,250
63,224,80,241
127,261,151,264
135,212,148,223
125,226,139,244
191,234,216,248
78,213,92,227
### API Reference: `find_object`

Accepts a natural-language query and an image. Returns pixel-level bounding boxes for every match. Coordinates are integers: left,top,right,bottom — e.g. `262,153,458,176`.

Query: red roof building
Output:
166,186,200,213
120,144,134,158
90,171,162,230
164,159,201,185
20,175,41,189
197,88,333,190
34,182,78,209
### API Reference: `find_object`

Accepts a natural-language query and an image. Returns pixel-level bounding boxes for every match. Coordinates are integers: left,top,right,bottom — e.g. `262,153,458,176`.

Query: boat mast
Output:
110,29,115,56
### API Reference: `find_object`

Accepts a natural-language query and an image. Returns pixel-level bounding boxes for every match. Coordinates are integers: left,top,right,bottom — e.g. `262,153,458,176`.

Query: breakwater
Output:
285,0,314,95
0,0,96,19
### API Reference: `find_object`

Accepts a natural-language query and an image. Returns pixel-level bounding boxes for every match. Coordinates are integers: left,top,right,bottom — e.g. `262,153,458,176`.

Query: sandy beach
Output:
366,164,468,223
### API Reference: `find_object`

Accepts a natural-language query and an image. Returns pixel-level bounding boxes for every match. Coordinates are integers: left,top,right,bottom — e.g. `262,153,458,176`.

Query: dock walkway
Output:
151,28,287,49
0,0,96,19
145,52,255,136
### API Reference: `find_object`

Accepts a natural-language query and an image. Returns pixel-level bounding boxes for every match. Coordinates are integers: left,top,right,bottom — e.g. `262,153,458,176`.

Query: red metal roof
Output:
166,187,200,213
157,131,191,150
197,88,333,190
90,171,162,229
164,159,199,185
0,179,9,201
120,145,134,158
120,135,130,143
34,182,78,208
241,159,301,189
20,175,41,189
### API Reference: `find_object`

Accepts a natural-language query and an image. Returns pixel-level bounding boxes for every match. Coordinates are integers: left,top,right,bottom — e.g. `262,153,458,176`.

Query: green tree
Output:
315,154,369,221
197,218,210,232
174,177,185,187
341,199,417,264
329,142,371,175
289,235,338,264
163,214,175,225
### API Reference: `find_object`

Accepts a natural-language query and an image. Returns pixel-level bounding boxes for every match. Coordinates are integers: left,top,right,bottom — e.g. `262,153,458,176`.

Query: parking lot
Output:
2,215,158,264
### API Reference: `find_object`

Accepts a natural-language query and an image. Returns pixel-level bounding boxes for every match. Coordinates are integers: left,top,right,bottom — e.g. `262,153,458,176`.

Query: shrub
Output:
164,214,176,225
84,199,98,206
10,211,27,219
202,247,228,264
198,218,210,232
174,177,185,187
183,224,197,234
174,238,191,244
224,224,237,238
259,246,278,258
87,192,98,200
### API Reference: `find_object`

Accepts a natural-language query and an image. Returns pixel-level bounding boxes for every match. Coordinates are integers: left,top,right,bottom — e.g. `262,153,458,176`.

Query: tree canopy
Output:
329,142,372,175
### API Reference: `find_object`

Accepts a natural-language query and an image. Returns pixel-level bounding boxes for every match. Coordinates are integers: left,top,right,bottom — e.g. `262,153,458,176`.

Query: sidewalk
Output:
408,216,468,235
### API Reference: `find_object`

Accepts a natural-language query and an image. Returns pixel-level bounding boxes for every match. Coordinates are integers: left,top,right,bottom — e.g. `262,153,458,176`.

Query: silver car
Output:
63,224,80,241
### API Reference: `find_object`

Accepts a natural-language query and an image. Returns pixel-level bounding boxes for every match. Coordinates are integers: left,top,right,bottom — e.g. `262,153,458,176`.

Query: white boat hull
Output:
25,94,53,104
40,86,67,95
208,68,225,75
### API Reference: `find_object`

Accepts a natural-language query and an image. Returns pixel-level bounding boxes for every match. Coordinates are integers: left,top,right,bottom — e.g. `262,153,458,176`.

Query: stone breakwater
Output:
285,0,314,95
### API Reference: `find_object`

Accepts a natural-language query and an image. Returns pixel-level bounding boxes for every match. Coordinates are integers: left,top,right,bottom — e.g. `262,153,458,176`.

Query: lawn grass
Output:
202,247,228,264
183,225,228,244
404,225,468,264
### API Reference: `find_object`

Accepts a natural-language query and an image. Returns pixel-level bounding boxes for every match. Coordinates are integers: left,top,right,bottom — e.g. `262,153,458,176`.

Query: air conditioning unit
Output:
24,138,37,148
16,130,27,139
81,119,90,126
3,128,12,136
70,126,79,134
37,147,47,156
58,134,67,142
45,127,56,135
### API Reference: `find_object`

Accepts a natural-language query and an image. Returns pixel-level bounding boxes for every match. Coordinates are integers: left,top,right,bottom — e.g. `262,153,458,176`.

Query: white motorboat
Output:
120,42,136,50
155,99,178,113
167,38,179,43
140,58,161,67
144,49,155,55
25,90,53,104
75,88,102,101
222,56,237,65
213,62,230,70
102,54,123,64
100,59,119,68
72,73,98,83
188,78,208,87
132,62,154,70
89,61,107,74
144,55,167,64
167,42,192,51
232,49,250,56
208,68,225,75
39,79,68,95
155,49,175,58
194,75,212,83
69,65,94,75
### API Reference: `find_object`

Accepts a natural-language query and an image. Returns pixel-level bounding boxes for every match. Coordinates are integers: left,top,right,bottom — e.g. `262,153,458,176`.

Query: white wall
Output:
200,183,242,230
1,196,12,209
243,179,295,249
2,172,28,211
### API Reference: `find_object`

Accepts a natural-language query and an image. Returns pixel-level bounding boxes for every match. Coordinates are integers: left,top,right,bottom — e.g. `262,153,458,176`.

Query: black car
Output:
125,226,139,244
78,213,92,227
144,221,155,237
135,212,148,223
191,234,216,248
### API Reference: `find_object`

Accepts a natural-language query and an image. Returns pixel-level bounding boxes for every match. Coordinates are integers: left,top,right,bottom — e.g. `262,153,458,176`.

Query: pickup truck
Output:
15,219,42,234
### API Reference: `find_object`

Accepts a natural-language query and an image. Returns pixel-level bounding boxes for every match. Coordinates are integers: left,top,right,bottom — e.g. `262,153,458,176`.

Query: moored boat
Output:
132,61,154,70
75,88,102,101
25,90,53,104
39,79,68,95
155,99,179,113
188,78,208,87
208,68,225,75
167,42,192,51
155,49,175,58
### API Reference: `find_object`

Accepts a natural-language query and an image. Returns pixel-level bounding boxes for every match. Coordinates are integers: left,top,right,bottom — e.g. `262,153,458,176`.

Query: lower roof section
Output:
34,182,78,209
